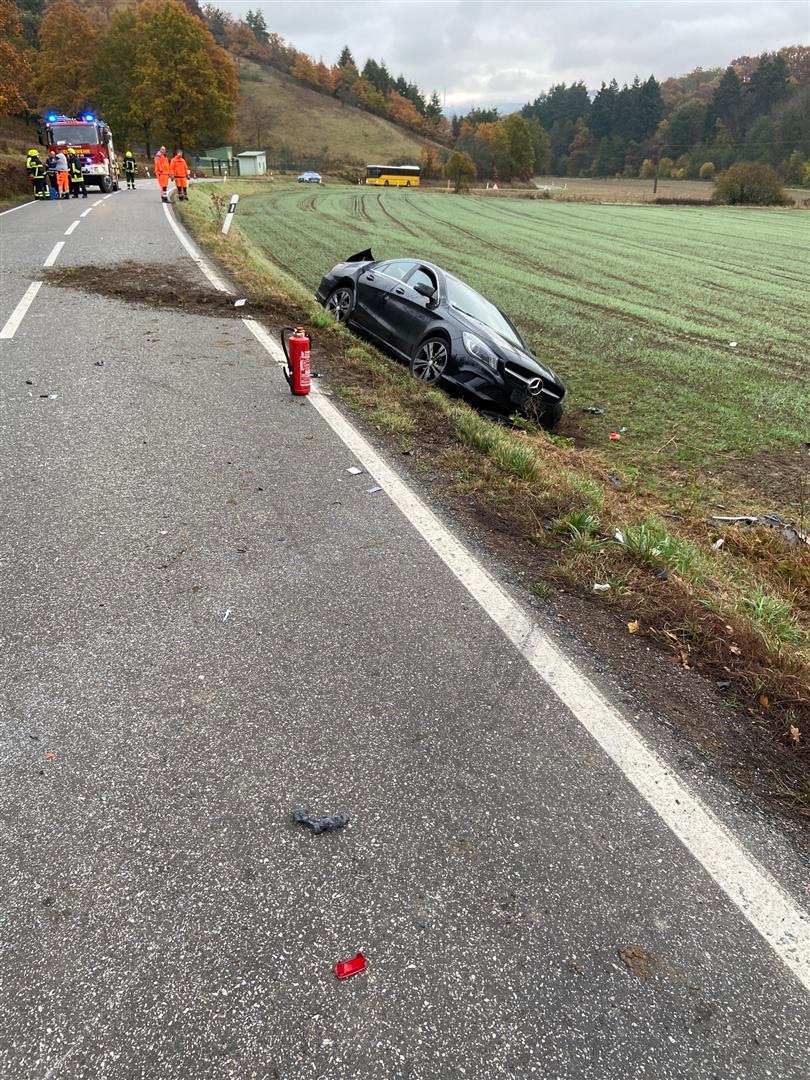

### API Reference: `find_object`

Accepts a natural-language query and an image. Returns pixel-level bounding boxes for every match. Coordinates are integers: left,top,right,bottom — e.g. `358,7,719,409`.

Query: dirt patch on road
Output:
41,262,297,327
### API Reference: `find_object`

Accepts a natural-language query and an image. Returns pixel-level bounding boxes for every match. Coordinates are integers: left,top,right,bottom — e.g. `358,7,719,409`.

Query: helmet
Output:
125,151,133,158
28,148,39,157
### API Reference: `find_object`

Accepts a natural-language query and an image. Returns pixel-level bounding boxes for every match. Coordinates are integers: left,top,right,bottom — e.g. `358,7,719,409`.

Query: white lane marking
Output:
0,282,43,339
240,315,810,992
64,220,80,236
103,193,114,200
0,200,36,217
92,199,103,206
43,241,64,268
161,203,231,293
80,206,94,218
165,196,810,993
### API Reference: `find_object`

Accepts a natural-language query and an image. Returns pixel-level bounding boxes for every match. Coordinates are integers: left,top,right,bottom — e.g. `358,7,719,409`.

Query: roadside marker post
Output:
221,193,239,235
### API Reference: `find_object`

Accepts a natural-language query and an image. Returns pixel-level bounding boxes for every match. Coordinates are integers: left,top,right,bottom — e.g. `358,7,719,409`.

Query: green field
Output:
235,184,809,486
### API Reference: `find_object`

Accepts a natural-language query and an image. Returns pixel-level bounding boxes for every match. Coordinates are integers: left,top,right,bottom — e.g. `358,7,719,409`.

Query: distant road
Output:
0,185,808,1079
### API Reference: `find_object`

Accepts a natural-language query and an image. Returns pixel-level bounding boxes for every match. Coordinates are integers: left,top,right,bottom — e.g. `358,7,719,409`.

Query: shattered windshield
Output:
445,276,523,349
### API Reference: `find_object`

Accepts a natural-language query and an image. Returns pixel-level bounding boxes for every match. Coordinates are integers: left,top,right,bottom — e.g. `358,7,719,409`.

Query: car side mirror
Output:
414,282,437,301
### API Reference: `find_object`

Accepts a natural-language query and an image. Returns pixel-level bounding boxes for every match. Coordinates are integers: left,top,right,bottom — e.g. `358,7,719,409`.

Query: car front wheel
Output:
324,284,354,322
410,337,449,384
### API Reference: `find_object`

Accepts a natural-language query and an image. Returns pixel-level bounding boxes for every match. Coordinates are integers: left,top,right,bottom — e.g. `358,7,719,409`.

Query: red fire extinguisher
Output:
281,326,311,396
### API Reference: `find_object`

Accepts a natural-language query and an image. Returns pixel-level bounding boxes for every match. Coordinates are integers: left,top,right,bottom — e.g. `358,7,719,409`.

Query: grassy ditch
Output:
177,183,810,813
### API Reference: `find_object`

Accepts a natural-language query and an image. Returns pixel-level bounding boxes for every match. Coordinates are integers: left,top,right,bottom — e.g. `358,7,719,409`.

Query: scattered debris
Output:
790,725,801,745
347,466,363,475
593,583,611,593
235,545,247,553
582,406,605,416
608,473,622,488
627,620,639,634
709,514,808,547
223,608,231,622
654,569,669,581
93,360,104,367
608,432,621,441
716,680,731,690
234,298,247,307
618,426,627,434
291,807,350,834
25,379,33,385
334,952,366,980
613,529,625,544
43,751,55,761
402,448,415,456
712,538,725,549
728,341,737,348
366,486,382,494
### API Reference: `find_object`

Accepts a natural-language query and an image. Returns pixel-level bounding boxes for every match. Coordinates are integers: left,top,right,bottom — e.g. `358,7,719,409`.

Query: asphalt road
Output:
0,183,808,1080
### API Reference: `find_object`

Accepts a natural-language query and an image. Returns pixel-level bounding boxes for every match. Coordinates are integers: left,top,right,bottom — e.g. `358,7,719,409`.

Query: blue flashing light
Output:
83,113,94,122
47,114,58,122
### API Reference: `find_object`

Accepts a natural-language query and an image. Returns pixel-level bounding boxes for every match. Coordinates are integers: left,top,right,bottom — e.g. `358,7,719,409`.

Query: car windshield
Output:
49,124,98,146
445,277,523,349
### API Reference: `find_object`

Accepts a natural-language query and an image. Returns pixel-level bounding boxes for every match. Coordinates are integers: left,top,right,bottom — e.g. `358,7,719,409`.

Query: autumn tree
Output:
444,149,476,192
132,0,238,149
95,8,141,146
502,114,534,179
35,0,99,114
419,142,440,179
0,1,30,114
567,118,593,176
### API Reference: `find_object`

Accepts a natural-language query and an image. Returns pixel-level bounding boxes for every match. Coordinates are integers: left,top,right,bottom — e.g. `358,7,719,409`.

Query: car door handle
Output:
394,287,405,294
363,273,375,281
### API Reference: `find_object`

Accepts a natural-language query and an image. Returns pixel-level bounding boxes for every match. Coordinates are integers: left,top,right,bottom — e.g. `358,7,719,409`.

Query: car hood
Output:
447,307,563,387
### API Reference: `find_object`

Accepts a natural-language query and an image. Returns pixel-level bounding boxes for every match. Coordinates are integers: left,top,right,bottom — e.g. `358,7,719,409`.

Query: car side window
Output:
379,260,416,281
407,267,438,292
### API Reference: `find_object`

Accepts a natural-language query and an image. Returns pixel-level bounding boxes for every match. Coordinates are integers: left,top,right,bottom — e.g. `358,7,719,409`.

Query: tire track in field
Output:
376,192,419,237
471,199,807,289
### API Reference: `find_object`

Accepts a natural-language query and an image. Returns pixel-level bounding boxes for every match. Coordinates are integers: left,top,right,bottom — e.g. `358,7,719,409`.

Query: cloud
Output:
226,0,809,108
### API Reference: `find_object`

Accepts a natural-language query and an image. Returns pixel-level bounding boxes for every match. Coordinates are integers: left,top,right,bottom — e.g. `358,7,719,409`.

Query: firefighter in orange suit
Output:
170,149,189,201
154,146,170,202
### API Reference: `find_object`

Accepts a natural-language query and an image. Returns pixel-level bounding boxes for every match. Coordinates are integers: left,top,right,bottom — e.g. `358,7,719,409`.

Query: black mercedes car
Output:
315,251,566,427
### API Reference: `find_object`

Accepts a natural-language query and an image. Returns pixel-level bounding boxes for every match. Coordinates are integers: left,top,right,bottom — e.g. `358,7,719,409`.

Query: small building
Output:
236,151,267,177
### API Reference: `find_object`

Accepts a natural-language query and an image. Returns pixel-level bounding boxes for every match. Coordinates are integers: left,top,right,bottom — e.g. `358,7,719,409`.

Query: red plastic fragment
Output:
608,432,621,441
334,952,367,980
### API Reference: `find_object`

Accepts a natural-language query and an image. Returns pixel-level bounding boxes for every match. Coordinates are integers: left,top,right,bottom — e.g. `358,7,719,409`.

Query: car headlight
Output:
463,332,499,371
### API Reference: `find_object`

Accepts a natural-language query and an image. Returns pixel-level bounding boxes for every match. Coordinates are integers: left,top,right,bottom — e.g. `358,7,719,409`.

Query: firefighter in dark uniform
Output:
45,149,59,199
67,147,87,198
123,150,137,189
26,149,48,199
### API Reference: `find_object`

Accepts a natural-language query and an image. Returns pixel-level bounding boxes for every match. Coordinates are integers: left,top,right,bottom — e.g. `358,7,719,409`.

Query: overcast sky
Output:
221,1,809,109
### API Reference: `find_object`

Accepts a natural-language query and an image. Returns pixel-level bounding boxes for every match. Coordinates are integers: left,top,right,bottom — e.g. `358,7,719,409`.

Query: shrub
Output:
639,159,655,179
699,161,715,180
712,162,787,206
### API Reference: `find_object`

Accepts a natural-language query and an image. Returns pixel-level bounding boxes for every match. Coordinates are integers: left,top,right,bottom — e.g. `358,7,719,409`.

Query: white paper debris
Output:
593,583,611,593
712,538,725,549
728,341,737,348
614,529,625,544
347,467,363,475
366,486,383,494
234,298,246,307
223,608,231,621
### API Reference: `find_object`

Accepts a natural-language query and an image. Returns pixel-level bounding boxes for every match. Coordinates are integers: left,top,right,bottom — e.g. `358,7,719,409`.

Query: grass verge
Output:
177,184,810,815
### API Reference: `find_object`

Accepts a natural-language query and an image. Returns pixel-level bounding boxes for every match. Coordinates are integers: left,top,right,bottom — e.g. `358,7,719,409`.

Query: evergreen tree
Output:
704,66,742,139
665,99,706,154
746,52,791,119
426,91,443,120
636,75,664,139
337,45,355,67
743,116,775,164
245,8,269,44
590,79,618,139
201,4,229,46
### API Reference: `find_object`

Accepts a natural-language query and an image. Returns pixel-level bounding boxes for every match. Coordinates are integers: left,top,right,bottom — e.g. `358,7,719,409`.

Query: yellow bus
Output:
365,164,420,187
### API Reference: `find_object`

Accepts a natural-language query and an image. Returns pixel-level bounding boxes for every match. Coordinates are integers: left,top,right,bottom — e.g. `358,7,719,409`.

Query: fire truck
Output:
40,113,119,192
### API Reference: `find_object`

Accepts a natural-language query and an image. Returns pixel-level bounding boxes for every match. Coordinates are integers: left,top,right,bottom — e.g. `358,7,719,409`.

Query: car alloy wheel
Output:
411,338,449,384
325,285,353,322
